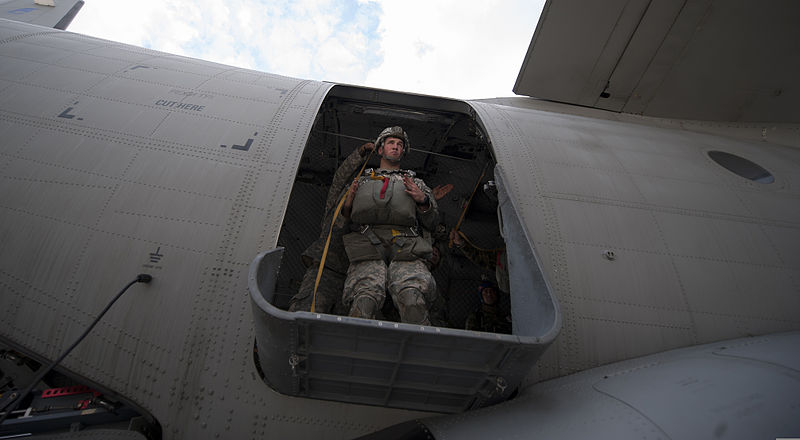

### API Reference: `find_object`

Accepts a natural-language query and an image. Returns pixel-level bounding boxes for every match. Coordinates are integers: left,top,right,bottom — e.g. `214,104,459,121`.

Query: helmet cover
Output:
375,126,410,161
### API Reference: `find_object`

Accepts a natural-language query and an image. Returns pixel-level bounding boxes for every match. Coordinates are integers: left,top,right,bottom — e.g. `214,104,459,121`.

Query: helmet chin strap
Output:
379,145,402,163
383,153,401,163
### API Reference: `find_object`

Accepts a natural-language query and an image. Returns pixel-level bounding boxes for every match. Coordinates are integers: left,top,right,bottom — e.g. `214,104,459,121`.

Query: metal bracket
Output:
288,353,307,376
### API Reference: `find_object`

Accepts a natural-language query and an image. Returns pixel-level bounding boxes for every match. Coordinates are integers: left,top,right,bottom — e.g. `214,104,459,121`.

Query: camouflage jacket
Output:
301,147,368,273
465,304,512,334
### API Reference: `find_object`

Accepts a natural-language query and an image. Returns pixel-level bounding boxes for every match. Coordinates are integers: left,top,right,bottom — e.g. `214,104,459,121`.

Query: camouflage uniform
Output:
343,170,439,325
457,244,512,333
345,258,436,324
288,146,367,313
465,304,512,334
290,266,345,314
424,242,451,327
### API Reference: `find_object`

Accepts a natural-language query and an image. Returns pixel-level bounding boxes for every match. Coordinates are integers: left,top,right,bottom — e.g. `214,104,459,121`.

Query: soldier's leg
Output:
343,260,387,319
290,265,345,314
427,287,449,327
387,259,436,325
289,263,321,312
316,269,346,314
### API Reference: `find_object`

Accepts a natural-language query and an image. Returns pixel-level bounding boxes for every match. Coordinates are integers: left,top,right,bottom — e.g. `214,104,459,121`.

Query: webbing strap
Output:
310,149,373,313
451,162,489,248
379,177,390,199
455,229,505,253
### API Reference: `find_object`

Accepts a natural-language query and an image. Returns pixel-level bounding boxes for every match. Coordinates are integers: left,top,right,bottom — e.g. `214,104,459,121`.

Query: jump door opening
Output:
275,87,509,330
248,85,558,413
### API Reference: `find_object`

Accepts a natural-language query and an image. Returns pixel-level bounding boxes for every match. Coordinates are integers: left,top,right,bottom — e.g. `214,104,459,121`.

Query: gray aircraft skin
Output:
1,0,799,439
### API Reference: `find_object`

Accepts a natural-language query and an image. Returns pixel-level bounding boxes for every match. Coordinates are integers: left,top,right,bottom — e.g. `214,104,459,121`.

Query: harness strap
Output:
360,226,419,264
379,177,390,199
368,169,391,199
362,226,382,245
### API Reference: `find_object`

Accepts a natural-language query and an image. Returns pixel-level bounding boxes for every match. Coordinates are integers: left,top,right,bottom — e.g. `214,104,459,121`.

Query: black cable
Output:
0,274,153,426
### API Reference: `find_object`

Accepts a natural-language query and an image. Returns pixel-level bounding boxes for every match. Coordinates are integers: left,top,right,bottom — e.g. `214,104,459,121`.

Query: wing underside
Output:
0,0,84,30
514,0,800,123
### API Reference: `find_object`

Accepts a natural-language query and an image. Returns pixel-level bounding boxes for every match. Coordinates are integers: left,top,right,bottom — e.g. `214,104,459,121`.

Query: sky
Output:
68,0,545,100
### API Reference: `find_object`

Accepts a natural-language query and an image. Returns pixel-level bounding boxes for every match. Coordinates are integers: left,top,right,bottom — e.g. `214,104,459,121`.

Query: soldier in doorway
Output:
341,126,439,325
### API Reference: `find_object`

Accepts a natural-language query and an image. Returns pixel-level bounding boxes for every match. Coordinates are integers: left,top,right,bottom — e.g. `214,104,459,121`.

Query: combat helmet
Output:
477,278,498,304
375,126,410,161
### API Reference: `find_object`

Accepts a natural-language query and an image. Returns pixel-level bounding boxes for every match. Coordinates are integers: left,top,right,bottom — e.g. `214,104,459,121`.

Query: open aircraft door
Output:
248,87,560,413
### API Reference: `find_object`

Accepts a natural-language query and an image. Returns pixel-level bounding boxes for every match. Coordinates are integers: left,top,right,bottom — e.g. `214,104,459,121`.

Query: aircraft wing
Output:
514,0,800,123
0,0,83,29
412,331,800,440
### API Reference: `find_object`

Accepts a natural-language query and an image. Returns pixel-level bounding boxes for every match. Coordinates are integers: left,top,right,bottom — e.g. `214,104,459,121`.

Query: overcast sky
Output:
68,0,545,100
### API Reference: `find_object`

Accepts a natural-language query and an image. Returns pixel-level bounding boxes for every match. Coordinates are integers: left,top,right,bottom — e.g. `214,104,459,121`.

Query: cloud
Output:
68,0,544,100
414,40,433,58
363,0,545,99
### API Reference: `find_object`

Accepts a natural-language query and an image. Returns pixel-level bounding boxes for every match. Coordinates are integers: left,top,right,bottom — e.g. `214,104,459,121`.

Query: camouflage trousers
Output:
288,263,346,314
343,259,436,325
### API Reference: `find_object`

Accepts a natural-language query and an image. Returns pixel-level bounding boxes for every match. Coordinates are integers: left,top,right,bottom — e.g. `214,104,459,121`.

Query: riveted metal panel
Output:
249,242,556,413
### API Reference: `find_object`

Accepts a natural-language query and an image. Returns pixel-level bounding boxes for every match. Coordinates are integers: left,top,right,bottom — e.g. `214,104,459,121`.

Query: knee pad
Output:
395,288,430,325
349,294,380,319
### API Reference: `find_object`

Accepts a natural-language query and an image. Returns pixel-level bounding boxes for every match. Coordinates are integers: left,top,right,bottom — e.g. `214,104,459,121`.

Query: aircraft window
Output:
708,150,774,183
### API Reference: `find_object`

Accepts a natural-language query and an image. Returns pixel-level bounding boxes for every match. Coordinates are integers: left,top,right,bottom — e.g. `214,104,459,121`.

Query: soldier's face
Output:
481,287,498,305
381,137,404,161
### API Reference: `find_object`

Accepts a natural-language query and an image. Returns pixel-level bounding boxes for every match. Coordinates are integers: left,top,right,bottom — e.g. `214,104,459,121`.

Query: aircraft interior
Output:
274,85,509,330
